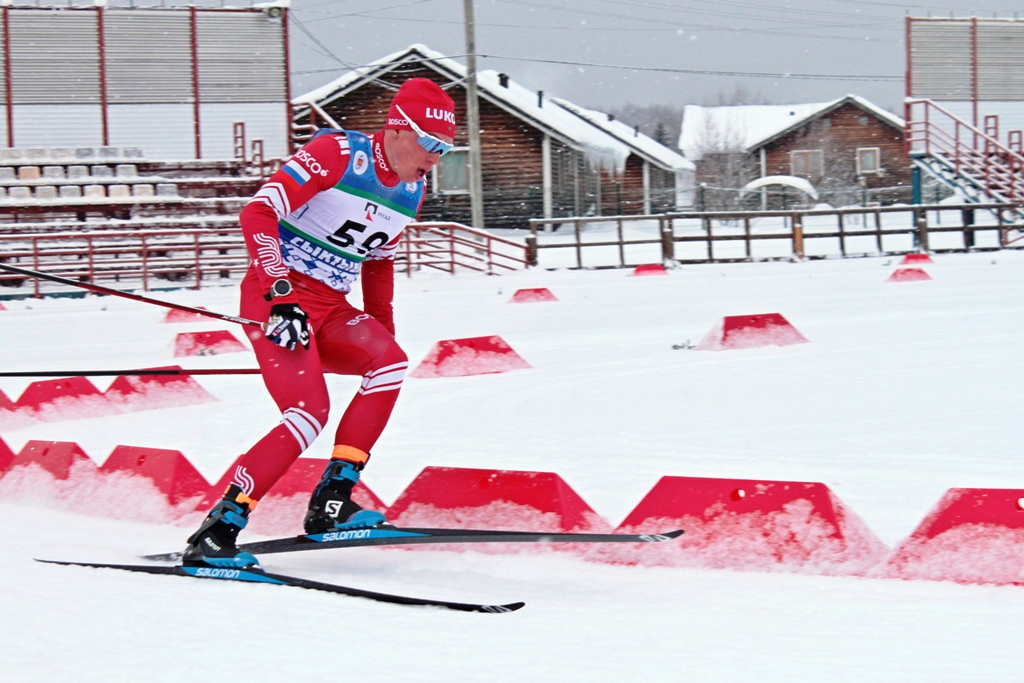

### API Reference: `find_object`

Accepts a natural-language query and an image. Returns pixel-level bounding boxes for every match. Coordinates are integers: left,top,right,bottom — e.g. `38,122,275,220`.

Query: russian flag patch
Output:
282,159,311,187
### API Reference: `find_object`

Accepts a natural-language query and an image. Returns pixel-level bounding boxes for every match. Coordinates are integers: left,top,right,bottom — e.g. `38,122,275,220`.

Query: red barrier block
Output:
104,366,216,411
0,436,15,474
695,313,808,351
0,302,6,310
509,287,558,303
9,440,96,480
14,377,121,420
174,330,247,357
99,445,211,506
613,476,885,571
888,488,1024,585
387,466,610,533
631,264,667,276
887,267,932,282
899,253,934,265
163,307,208,323
0,386,15,411
410,336,531,378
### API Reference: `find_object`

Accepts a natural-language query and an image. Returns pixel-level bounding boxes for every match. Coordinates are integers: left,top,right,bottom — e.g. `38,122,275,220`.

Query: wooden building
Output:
292,45,693,229
680,95,910,208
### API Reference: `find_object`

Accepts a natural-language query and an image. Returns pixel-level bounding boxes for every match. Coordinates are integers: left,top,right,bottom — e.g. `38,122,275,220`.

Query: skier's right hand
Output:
266,303,310,351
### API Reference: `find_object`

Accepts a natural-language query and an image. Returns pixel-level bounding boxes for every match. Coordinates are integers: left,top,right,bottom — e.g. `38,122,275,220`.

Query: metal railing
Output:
905,99,1024,205
399,222,530,276
0,228,248,295
0,221,531,296
527,203,1024,269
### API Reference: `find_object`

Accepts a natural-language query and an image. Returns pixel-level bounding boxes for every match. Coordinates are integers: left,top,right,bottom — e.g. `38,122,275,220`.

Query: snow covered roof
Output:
550,98,694,173
679,95,905,161
294,44,630,173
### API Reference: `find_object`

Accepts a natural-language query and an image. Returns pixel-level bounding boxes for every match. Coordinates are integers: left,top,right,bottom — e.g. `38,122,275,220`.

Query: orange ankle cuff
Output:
331,444,369,465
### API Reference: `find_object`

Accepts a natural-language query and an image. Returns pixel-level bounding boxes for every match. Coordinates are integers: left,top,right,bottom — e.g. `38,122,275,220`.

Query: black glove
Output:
266,303,310,351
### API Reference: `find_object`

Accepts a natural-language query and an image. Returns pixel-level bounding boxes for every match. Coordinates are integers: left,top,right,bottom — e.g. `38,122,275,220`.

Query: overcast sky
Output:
287,0,1016,114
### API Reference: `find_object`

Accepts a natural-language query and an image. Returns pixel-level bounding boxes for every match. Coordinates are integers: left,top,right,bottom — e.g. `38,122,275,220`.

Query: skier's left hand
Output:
266,303,310,351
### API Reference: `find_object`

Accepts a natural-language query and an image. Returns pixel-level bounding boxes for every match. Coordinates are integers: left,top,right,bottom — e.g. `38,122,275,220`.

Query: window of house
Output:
857,147,881,174
432,148,469,193
790,150,823,178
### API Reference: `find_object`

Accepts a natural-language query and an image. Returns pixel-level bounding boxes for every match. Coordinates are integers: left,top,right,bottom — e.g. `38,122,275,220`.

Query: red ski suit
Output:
231,131,420,501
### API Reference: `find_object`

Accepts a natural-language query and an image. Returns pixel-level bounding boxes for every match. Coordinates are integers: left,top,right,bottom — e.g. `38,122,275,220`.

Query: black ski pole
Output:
0,262,263,329
0,369,262,377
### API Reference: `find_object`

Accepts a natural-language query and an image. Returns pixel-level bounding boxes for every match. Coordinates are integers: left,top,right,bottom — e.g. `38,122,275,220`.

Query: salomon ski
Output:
36,559,523,613
143,526,685,562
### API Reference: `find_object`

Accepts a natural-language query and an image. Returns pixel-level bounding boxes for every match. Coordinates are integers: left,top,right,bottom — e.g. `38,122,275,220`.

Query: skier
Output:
182,77,457,567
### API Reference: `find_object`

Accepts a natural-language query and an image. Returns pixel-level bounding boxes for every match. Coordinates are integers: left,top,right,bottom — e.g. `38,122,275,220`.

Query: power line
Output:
296,9,900,42
290,53,901,82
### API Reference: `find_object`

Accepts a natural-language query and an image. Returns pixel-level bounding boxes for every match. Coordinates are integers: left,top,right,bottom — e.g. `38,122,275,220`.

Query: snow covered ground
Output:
3,251,1024,681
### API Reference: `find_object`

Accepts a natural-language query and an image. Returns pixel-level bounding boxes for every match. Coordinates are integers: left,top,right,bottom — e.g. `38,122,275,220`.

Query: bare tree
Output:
599,103,685,152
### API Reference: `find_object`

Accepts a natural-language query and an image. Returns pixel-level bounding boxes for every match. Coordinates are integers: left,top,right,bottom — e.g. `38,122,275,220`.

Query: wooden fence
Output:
526,203,1024,269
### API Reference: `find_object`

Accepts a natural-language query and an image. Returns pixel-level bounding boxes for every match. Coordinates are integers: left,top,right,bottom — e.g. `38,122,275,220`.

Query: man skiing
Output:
182,77,457,568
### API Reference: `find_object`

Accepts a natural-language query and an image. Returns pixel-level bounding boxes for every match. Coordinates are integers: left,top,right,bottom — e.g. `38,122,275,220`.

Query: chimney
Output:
634,125,639,137
607,113,615,122
537,90,543,108
498,73,509,88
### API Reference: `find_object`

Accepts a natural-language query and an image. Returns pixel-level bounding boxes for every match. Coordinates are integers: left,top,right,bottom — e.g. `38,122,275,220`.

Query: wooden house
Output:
680,95,910,208
292,45,694,229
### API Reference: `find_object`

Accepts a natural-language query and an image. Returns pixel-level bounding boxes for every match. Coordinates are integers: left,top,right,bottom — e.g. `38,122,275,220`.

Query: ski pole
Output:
0,368,262,377
0,262,263,329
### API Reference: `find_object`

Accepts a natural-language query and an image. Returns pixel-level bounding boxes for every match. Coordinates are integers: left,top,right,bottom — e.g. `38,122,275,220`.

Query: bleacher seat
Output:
1,149,23,161
0,167,15,181
108,184,131,198
0,187,7,199
83,185,105,199
98,147,119,159
35,186,57,200
18,166,41,181
115,164,138,178
9,187,30,201
67,165,89,180
75,147,96,159
42,166,65,180
156,183,179,197
59,185,82,199
122,147,144,159
91,165,113,178
25,148,47,161
50,148,73,160
132,184,154,197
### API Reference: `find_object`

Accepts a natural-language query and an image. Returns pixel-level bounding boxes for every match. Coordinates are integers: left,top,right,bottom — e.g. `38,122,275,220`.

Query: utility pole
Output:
463,0,485,229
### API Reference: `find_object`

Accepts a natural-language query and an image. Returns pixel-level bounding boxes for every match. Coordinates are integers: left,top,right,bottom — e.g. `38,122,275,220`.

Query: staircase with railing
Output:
905,99,1024,234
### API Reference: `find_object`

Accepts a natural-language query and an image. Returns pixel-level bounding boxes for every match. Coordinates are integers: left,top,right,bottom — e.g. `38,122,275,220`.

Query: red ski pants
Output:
228,268,408,501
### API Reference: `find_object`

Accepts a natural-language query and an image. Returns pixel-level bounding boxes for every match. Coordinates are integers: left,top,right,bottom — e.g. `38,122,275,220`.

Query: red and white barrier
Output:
162,307,209,323
173,330,248,357
410,336,531,378
104,367,216,411
887,488,1024,585
607,475,885,572
630,264,667,276
695,313,808,351
387,466,610,534
508,287,558,303
899,253,934,265
887,267,932,282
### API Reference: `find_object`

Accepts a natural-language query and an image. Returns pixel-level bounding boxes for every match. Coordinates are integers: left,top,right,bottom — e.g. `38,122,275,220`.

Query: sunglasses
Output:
395,104,453,156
